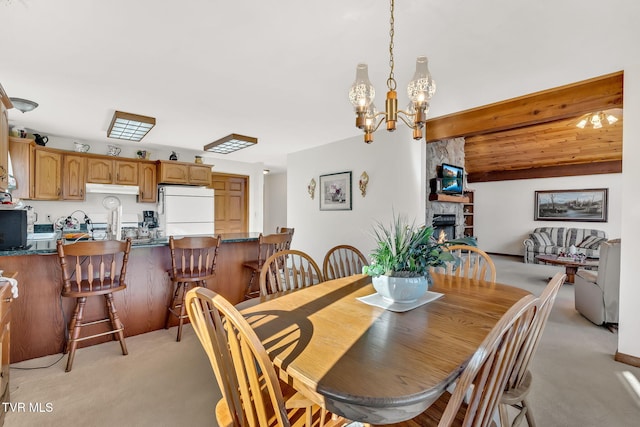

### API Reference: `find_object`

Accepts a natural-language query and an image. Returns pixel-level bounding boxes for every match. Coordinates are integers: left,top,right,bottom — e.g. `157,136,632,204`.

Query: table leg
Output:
565,266,578,284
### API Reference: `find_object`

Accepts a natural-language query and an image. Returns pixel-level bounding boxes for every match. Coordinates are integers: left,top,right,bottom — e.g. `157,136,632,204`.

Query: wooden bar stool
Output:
242,232,292,299
165,235,221,342
56,238,132,372
276,226,295,249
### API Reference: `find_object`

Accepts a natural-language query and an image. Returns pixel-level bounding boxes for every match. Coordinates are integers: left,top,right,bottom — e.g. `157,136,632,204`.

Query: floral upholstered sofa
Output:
523,227,608,264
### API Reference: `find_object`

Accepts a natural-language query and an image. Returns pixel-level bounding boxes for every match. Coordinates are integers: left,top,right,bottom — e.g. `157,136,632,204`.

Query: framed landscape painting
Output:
319,171,352,211
534,188,608,222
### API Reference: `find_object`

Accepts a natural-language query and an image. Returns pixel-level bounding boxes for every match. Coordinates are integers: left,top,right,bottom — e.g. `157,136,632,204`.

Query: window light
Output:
204,133,258,154
107,111,156,141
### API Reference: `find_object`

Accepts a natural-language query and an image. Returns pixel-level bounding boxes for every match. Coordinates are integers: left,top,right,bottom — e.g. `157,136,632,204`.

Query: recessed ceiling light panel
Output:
204,133,258,154
107,111,156,141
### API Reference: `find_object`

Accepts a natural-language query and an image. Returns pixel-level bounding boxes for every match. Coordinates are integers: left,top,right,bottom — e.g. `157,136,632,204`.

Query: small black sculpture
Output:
33,133,49,146
169,151,178,161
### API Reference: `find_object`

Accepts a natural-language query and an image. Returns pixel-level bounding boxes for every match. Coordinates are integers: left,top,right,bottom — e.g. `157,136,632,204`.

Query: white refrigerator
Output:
158,185,215,236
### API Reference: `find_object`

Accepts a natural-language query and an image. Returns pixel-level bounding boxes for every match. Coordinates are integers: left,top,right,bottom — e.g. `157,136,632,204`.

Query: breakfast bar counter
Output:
0,233,260,362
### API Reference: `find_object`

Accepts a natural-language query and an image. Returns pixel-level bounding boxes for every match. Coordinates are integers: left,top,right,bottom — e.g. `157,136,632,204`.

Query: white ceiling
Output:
1,0,637,172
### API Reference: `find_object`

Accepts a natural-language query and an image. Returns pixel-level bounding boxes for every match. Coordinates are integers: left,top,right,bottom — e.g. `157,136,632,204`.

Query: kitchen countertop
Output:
0,232,261,257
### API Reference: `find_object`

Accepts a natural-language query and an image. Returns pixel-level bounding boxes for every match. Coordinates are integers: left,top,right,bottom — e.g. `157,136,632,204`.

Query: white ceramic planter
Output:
372,275,430,303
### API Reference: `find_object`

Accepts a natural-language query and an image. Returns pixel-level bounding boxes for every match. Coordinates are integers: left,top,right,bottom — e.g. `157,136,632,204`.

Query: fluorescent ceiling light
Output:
107,111,156,141
204,133,258,154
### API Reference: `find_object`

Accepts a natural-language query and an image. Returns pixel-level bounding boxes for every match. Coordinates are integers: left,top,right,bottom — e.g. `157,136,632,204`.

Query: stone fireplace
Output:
432,214,456,241
425,137,466,239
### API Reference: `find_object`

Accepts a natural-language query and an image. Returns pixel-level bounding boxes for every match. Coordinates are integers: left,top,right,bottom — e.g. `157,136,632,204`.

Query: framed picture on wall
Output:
319,171,352,211
534,188,608,222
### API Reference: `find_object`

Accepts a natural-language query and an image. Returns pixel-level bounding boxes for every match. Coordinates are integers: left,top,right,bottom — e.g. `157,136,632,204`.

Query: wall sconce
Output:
359,171,369,197
307,178,316,199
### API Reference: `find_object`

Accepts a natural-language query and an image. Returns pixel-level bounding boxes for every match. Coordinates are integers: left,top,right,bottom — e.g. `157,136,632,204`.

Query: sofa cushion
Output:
566,228,607,247
530,231,553,246
533,227,567,246
578,235,608,249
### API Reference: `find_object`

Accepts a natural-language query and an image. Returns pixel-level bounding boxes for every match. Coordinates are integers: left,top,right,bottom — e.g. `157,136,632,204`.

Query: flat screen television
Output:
439,163,464,195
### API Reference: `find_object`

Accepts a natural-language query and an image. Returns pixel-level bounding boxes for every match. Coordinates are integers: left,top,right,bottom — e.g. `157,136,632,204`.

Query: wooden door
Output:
211,173,248,233
62,155,86,200
33,149,62,200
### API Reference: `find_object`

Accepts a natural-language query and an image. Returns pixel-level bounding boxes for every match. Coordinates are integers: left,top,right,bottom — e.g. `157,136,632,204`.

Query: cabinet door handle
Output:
3,298,11,303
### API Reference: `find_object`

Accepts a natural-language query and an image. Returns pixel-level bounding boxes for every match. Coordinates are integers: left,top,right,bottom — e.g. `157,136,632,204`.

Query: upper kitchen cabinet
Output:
62,154,87,200
8,136,33,199
158,160,211,186
33,148,62,200
87,158,138,185
138,162,157,203
0,85,11,191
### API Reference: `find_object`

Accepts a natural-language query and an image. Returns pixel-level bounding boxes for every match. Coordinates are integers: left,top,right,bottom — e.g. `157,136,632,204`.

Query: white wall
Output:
472,174,622,255
287,128,425,264
263,172,287,233
27,135,265,233
619,65,640,359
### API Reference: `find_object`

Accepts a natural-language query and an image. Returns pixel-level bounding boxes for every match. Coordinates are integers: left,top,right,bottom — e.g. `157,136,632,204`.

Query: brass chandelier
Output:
349,0,436,143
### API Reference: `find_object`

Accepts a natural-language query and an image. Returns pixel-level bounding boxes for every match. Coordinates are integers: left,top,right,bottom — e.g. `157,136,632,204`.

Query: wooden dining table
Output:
238,273,531,424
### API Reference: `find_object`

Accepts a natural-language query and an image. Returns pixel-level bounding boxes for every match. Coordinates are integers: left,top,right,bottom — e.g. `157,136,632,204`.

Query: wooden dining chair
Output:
276,226,295,249
260,249,324,297
56,238,132,372
433,244,497,282
499,272,567,427
378,294,538,427
243,233,294,299
322,245,369,280
165,235,221,342
185,286,344,427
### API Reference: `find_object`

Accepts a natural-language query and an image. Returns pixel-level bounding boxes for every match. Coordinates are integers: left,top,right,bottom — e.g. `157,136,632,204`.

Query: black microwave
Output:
0,210,28,250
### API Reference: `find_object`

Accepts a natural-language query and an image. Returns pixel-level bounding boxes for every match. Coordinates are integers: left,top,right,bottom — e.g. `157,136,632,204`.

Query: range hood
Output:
85,183,140,195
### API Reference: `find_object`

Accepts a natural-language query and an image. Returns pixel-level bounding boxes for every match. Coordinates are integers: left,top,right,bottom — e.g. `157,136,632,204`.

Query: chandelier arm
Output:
371,116,386,133
397,112,416,129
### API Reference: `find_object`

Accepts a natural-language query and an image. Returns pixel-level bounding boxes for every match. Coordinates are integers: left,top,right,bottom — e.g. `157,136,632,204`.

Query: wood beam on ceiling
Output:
467,160,622,183
425,71,623,142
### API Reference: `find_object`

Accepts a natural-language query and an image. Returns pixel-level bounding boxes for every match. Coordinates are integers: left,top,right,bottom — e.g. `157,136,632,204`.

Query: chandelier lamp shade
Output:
576,111,619,129
349,0,436,143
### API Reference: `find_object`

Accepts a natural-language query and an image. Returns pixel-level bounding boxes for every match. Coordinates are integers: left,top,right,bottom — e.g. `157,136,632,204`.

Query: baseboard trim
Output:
615,351,640,368
487,252,522,260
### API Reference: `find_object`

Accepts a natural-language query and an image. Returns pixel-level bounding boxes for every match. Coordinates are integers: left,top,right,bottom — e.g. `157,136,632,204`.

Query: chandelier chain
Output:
387,0,396,91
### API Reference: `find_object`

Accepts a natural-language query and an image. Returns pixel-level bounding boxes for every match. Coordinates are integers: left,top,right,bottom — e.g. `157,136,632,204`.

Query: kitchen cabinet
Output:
7,137,33,199
33,148,62,200
62,154,87,200
86,158,138,185
0,282,12,426
138,161,157,203
0,85,10,191
158,160,211,186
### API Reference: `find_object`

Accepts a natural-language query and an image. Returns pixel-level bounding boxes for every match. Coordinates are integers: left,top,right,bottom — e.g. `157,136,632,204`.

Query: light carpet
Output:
6,255,640,426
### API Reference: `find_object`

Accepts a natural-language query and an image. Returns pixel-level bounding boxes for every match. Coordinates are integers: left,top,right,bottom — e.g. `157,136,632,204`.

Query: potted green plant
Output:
363,213,476,303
